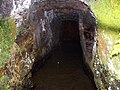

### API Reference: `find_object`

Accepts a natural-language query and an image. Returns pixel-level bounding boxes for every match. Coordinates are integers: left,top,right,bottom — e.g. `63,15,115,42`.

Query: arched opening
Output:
31,19,96,90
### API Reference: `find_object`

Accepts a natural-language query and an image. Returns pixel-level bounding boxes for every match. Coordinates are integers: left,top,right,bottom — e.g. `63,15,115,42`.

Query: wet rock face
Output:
0,0,2,13
0,0,13,16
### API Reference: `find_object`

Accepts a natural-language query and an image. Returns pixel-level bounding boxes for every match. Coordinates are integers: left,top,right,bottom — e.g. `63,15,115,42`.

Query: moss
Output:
0,18,16,67
90,0,120,89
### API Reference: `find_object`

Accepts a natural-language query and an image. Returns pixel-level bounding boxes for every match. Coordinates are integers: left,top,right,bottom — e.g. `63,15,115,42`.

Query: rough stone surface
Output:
0,0,13,17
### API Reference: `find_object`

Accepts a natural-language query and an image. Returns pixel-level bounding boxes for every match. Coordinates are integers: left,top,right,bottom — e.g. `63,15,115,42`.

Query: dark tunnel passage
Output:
31,20,96,90
60,20,80,42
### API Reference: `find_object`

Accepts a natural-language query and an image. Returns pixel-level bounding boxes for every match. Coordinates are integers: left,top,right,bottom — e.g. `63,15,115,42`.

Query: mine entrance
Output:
31,20,96,90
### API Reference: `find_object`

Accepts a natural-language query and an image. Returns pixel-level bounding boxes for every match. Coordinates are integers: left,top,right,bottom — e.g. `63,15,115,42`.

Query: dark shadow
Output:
60,20,80,42
31,20,97,90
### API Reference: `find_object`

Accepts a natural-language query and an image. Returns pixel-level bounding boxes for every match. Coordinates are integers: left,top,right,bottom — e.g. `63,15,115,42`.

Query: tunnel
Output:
0,0,99,89
31,17,97,90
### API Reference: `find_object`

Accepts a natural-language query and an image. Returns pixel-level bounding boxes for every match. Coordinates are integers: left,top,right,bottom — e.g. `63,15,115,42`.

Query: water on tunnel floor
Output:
31,40,96,90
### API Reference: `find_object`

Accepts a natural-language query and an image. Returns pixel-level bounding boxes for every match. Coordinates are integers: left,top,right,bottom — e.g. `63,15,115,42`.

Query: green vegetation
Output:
0,18,16,89
111,36,120,57
90,0,120,30
0,18,16,68
90,0,120,80
0,75,9,90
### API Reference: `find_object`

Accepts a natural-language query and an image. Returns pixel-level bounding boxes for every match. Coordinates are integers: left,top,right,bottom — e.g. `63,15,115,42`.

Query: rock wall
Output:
93,32,120,90
0,0,13,17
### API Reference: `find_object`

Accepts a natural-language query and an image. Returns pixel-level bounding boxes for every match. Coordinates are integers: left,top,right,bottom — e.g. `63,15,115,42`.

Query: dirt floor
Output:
31,41,96,90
